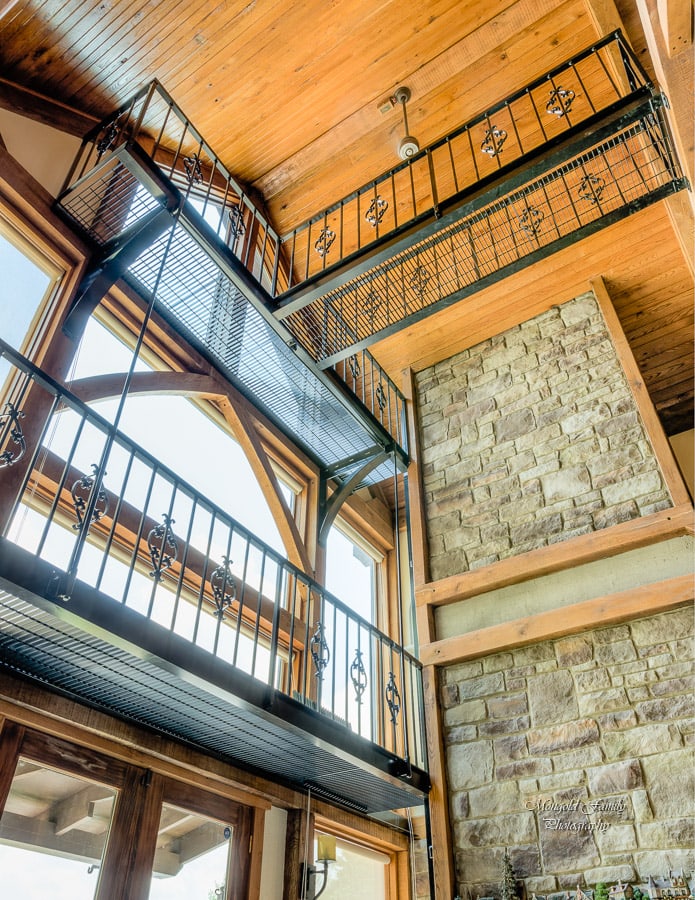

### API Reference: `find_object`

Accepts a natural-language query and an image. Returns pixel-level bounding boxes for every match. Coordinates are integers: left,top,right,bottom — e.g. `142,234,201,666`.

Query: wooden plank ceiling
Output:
0,0,692,434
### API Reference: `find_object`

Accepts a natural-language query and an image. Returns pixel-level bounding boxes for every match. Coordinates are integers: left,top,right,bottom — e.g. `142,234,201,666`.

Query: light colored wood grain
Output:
420,573,694,665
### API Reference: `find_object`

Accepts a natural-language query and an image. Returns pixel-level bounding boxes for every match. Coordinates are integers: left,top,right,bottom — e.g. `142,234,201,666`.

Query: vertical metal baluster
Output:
146,479,179,619
330,599,337,716
232,536,251,668
36,412,87,558
172,495,198,635
267,562,284,690
528,85,549,144
151,99,173,160
95,443,135,592
408,159,417,216
286,571,298,695
390,172,398,229
250,545,266,678
426,148,439,215
121,464,157,606
466,126,481,181
447,136,459,193
507,99,524,156
168,120,189,177
299,578,311,702
570,61,595,114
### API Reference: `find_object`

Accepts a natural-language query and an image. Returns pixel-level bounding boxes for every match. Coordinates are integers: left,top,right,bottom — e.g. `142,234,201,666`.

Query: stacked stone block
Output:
441,607,694,899
415,293,673,581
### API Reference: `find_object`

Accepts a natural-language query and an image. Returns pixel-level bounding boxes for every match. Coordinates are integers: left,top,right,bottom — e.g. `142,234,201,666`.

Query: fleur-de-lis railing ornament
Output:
0,402,26,468
71,464,109,531
481,125,507,157
518,205,544,238
375,382,387,412
210,556,237,618
546,87,576,117
310,621,330,680
96,120,121,159
408,265,431,297
183,153,204,185
350,649,368,704
365,195,388,227
228,205,246,242
385,671,401,725
147,514,179,581
578,173,606,206
348,354,361,379
314,226,336,258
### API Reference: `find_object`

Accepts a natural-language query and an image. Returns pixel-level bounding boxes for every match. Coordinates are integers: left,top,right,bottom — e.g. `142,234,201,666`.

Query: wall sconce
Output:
299,834,336,899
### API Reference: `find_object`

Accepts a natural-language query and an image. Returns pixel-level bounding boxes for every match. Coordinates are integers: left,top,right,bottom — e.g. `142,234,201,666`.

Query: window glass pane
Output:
148,803,233,900
0,232,52,353
315,835,387,900
67,315,285,552
0,757,118,900
325,525,375,622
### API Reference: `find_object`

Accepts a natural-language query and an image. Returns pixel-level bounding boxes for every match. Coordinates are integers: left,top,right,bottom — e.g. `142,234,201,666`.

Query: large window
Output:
325,521,381,625
0,220,61,388
0,724,253,900
315,833,388,900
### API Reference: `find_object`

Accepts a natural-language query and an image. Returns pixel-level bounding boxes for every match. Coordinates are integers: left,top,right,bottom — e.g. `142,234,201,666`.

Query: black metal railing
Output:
60,81,284,296
275,30,651,293
57,88,410,456
0,340,426,771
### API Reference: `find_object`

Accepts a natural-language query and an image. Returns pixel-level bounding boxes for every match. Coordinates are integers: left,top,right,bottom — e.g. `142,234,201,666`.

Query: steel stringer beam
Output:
318,447,393,546
61,206,175,340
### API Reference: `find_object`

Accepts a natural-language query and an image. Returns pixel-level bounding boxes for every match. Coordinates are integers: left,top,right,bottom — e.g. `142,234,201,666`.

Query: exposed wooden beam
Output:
53,784,114,836
422,665,456,900
657,0,693,55
634,0,694,190
591,275,691,506
416,503,693,608
69,369,315,575
420,572,693,666
0,78,98,138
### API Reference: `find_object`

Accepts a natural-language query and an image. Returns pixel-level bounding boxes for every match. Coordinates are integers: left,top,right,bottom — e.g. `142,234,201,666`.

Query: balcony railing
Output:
275,30,651,294
57,88,409,461
0,339,427,777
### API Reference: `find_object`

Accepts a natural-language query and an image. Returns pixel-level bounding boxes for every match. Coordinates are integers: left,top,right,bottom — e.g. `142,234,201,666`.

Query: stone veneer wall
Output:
415,293,673,581
442,606,694,900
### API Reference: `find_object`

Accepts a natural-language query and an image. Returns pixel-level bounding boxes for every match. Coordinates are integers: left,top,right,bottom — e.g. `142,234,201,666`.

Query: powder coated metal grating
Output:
0,590,424,812
125,219,396,482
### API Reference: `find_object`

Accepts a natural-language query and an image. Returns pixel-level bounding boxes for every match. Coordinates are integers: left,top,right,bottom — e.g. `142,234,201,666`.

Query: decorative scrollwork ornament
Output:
481,125,507,157
310,621,330,680
210,556,237,618
350,649,368,704
71,464,108,531
386,671,401,725
0,402,26,468
546,87,575,117
147,514,179,581
314,227,336,258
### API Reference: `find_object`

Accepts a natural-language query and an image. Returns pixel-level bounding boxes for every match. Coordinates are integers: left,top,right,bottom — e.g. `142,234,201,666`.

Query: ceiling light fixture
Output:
395,86,420,160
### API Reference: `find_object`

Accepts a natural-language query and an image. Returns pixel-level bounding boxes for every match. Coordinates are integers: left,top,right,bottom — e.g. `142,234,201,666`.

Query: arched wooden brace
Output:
69,369,314,576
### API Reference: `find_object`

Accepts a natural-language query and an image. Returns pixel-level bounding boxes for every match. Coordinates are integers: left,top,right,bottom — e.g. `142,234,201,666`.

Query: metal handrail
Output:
275,30,651,294
0,339,427,771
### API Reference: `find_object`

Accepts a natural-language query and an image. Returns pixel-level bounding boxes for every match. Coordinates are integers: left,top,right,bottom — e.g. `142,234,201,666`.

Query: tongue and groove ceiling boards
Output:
0,0,692,434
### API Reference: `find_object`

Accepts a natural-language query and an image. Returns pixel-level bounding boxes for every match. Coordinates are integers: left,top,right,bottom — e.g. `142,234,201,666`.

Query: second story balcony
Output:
0,339,429,816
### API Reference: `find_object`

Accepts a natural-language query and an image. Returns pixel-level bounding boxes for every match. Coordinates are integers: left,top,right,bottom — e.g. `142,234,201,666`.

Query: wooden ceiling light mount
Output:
395,86,420,160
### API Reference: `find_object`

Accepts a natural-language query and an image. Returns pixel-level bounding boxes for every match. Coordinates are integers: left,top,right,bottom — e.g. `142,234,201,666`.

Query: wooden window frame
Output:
0,720,255,900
